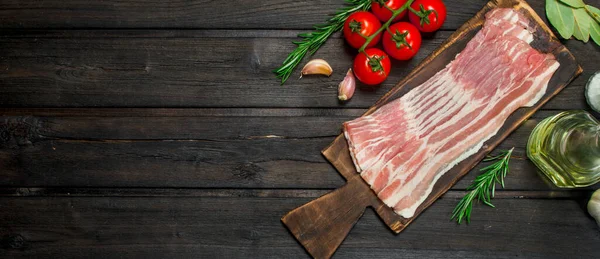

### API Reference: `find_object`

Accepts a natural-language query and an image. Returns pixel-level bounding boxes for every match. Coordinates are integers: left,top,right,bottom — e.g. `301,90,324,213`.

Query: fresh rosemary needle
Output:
273,0,372,85
452,147,514,224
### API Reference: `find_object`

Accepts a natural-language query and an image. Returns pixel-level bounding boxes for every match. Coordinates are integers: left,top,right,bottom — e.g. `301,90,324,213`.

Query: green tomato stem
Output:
358,0,415,52
408,6,419,14
357,31,370,39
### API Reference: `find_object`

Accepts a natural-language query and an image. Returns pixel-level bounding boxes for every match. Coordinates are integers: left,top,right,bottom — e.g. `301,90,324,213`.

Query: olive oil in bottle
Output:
527,110,600,188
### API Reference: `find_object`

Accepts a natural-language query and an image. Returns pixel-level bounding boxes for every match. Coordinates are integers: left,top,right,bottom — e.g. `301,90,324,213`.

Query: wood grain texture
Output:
1,108,598,191
0,0,599,258
0,188,590,199
0,0,494,30
0,30,596,108
284,0,583,257
282,176,371,259
0,194,598,258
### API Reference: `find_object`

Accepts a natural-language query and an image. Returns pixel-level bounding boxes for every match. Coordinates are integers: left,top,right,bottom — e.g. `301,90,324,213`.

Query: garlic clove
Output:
338,68,356,101
589,189,600,228
301,59,333,77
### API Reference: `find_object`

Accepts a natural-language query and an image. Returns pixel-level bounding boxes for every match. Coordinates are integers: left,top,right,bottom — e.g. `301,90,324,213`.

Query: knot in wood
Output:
249,53,261,73
1,234,26,250
233,162,264,181
242,229,261,241
0,117,43,148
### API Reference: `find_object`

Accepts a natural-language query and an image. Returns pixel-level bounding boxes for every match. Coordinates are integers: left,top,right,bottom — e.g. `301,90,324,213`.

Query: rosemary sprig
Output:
273,0,372,85
452,147,514,224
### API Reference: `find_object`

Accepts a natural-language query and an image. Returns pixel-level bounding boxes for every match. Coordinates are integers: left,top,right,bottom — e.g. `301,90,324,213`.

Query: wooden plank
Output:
0,195,598,258
0,111,352,140
0,188,589,199
0,0,495,30
1,108,599,190
0,107,366,117
0,137,343,188
0,30,595,108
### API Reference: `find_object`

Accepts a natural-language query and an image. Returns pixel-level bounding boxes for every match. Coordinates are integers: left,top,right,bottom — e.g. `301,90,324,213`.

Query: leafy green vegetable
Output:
560,0,585,8
546,0,600,46
547,0,575,39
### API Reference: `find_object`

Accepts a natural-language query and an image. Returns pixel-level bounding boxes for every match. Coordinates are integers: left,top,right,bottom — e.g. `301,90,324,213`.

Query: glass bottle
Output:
527,110,600,188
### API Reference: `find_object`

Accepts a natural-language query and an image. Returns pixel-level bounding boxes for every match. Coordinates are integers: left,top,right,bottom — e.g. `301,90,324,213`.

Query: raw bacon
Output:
343,8,559,218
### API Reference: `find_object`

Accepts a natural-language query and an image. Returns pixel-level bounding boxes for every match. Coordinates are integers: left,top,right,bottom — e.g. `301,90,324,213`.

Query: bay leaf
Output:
547,0,575,39
587,5,600,23
588,5,600,45
590,18,600,45
572,7,592,42
560,0,585,8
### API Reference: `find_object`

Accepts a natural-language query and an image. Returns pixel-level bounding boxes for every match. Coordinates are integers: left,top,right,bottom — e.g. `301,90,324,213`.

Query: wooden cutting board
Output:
282,0,582,258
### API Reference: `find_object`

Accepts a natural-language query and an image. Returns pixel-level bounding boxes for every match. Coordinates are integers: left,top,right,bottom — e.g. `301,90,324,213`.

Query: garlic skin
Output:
301,59,333,77
338,68,356,101
589,189,600,228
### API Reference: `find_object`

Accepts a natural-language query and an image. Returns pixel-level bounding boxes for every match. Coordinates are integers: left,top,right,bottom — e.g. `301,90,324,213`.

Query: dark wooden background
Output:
1,0,599,258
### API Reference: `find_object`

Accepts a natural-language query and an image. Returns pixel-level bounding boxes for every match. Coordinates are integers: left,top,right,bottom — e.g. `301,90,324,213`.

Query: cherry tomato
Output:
353,48,392,85
343,11,382,49
371,0,408,22
383,22,422,60
408,0,447,32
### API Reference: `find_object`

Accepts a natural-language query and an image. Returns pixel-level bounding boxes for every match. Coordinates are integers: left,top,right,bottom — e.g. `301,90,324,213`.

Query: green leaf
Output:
547,0,575,39
559,0,585,8
572,7,592,42
587,5,600,23
588,5,600,15
590,18,600,46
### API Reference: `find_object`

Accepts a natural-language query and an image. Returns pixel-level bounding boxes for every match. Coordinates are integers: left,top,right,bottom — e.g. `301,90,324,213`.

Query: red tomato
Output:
408,0,447,32
353,48,392,85
343,11,382,49
383,22,422,60
371,0,408,22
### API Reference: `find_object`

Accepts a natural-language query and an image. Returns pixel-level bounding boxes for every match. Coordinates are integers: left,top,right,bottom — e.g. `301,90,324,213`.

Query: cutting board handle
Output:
281,176,370,259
